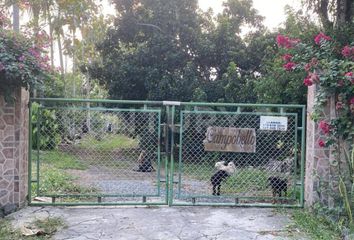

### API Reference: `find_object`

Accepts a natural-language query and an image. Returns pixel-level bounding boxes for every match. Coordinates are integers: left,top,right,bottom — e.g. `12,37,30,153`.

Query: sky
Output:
13,0,302,69
198,0,302,30
103,0,303,30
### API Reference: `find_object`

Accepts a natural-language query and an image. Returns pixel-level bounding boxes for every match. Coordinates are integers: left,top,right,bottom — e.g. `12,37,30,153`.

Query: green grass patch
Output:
177,162,212,181
180,162,269,192
0,219,22,240
79,134,138,151
0,217,65,239
32,164,96,196
32,150,87,170
289,209,342,240
180,162,298,197
224,168,269,193
31,150,93,198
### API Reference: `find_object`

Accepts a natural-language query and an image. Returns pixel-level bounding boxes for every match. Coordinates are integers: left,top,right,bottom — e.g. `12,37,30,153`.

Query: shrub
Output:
31,102,61,150
0,13,52,101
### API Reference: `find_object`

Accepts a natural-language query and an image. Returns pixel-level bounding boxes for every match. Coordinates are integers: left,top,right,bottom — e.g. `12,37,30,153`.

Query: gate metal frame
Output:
167,102,306,208
28,98,167,206
28,98,305,207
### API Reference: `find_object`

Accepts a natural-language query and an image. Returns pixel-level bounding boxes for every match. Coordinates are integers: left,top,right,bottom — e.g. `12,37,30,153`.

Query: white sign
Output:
260,116,288,131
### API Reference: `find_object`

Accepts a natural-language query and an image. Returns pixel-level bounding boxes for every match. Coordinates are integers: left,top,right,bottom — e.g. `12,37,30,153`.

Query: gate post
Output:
304,85,346,208
0,88,29,213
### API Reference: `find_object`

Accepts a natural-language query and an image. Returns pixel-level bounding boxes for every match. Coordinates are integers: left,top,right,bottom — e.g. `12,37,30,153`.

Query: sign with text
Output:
260,116,288,131
203,127,256,153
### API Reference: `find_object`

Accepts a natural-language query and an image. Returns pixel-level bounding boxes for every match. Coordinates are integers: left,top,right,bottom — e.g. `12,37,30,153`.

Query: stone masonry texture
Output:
0,88,29,210
305,85,347,208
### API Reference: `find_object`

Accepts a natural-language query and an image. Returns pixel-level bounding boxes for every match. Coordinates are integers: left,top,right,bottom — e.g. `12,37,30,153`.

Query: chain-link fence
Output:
29,99,305,207
29,99,166,205
170,104,305,207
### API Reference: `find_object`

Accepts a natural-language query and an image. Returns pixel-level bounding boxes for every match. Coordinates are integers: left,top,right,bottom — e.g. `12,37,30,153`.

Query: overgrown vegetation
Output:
0,217,65,240
289,209,342,240
31,103,61,150
31,164,95,196
31,150,94,197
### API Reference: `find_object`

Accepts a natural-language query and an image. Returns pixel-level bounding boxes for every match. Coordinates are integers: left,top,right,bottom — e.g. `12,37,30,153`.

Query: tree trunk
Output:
345,0,354,22
72,26,77,97
47,3,54,68
57,32,65,95
336,0,348,27
334,0,354,28
318,0,334,30
13,4,20,32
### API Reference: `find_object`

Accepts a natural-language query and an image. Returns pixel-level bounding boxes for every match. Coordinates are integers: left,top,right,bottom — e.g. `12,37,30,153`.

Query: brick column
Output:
0,88,29,211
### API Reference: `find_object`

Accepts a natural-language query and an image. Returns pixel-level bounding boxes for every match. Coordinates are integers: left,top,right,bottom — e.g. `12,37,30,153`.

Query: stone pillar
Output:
0,88,29,211
305,85,344,208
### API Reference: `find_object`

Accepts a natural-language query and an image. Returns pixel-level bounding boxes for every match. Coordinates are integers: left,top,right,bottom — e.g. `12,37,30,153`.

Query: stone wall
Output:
0,88,29,212
305,85,347,208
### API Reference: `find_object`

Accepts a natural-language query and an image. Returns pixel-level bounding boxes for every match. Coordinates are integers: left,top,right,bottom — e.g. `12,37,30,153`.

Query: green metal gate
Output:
28,98,305,207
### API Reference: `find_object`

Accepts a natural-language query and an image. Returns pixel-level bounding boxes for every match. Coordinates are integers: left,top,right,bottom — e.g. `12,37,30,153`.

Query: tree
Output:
254,7,320,104
88,0,265,102
304,0,353,29
223,62,257,103
88,0,203,100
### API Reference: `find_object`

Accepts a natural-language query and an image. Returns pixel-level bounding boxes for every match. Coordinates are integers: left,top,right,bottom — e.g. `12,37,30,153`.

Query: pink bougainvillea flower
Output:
304,58,319,72
18,55,25,62
336,102,344,110
318,139,326,148
314,32,332,45
304,63,311,72
303,75,313,86
276,34,298,49
345,72,354,84
0,62,4,71
309,72,320,83
341,45,352,58
350,97,354,105
282,54,292,62
276,34,289,47
28,47,40,59
319,120,330,134
283,62,296,71
18,63,24,69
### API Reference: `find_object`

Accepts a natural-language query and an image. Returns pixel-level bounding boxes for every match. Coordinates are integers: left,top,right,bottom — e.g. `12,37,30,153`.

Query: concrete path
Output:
9,206,307,240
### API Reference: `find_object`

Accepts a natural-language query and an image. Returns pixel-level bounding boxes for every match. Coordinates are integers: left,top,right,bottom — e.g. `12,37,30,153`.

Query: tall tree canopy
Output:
87,0,265,101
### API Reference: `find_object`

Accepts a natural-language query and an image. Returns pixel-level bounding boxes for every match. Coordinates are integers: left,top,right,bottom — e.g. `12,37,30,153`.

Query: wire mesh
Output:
31,102,165,204
173,109,300,206
29,99,304,207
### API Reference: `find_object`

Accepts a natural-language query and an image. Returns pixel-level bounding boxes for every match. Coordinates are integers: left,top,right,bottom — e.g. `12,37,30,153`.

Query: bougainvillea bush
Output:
277,32,354,229
0,14,51,101
277,33,354,148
